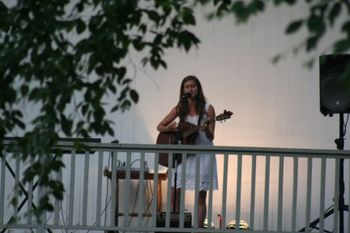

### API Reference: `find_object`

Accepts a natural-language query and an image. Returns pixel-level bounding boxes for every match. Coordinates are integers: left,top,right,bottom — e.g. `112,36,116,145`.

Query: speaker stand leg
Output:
299,113,348,233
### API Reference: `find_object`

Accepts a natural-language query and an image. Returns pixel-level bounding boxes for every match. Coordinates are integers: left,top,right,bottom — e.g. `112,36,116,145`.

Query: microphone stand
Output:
172,94,188,213
172,120,183,213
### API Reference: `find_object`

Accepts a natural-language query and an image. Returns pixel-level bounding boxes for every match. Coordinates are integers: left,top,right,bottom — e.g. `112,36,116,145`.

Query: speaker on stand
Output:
320,54,350,116
301,54,350,233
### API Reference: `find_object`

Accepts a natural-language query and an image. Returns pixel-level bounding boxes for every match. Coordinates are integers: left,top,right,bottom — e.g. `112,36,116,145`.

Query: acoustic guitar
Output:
156,110,233,167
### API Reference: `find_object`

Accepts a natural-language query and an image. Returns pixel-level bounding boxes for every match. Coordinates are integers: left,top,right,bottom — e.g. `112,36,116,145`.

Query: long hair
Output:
177,75,206,122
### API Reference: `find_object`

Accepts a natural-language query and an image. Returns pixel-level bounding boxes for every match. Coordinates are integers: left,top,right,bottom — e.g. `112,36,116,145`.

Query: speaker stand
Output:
299,113,349,233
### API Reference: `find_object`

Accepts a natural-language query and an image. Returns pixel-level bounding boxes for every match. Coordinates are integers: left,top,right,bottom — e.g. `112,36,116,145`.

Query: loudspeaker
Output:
320,54,350,116
156,212,192,230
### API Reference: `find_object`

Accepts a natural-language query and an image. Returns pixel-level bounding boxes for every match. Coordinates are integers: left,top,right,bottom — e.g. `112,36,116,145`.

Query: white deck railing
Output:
0,140,350,233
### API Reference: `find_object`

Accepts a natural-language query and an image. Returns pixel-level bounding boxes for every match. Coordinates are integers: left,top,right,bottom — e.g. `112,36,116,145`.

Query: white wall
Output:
107,2,350,230
112,2,347,150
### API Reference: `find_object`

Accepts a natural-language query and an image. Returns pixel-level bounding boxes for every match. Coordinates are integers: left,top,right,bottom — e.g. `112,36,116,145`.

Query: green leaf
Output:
273,0,283,6
232,1,249,23
122,78,132,85
272,54,281,64
341,21,350,35
76,19,86,34
177,30,200,51
306,35,319,51
120,99,131,111
334,39,350,53
147,10,160,23
248,0,265,14
182,7,196,25
285,19,304,34
285,0,296,5
111,104,119,112
273,0,297,6
117,67,127,83
328,2,341,26
307,15,325,34
129,89,139,103
132,37,145,51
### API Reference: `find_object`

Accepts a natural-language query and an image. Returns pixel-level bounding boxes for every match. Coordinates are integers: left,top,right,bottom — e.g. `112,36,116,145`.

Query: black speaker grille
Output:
319,54,350,116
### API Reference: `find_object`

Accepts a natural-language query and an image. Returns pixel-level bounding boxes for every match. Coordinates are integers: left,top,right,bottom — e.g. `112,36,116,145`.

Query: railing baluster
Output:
207,153,215,229
277,155,284,231
305,157,312,232
235,153,242,231
263,155,270,231
179,152,187,228
124,151,131,226
292,156,298,232
82,151,90,225
165,153,173,227
250,154,256,230
193,152,200,228
96,150,103,226
319,157,326,232
221,153,228,229
38,154,46,226
54,167,62,225
333,158,340,232
68,150,76,226
151,153,159,227
137,152,145,226
27,156,34,225
0,150,5,225
110,150,117,227
13,156,20,223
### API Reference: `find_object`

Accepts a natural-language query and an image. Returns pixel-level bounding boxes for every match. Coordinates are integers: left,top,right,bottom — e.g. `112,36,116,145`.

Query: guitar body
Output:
156,110,233,168
156,122,197,168
156,132,181,168
177,122,198,145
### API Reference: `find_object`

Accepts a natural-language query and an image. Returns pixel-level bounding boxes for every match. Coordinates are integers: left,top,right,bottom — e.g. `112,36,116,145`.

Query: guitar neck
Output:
176,110,232,141
181,119,215,138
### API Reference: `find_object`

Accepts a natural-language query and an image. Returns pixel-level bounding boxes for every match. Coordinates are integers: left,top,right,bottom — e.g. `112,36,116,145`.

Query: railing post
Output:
263,156,270,231
334,158,341,233
292,156,298,232
151,152,159,227
0,151,6,225
207,152,215,230
221,153,228,229
137,152,145,226
277,155,284,231
305,156,312,232
235,153,242,231
96,150,103,226
319,158,326,232
68,150,76,226
250,154,256,230
179,152,187,228
82,151,90,225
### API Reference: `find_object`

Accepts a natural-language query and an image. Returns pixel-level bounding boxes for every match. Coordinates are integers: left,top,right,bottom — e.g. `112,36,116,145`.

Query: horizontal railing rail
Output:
1,140,349,233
